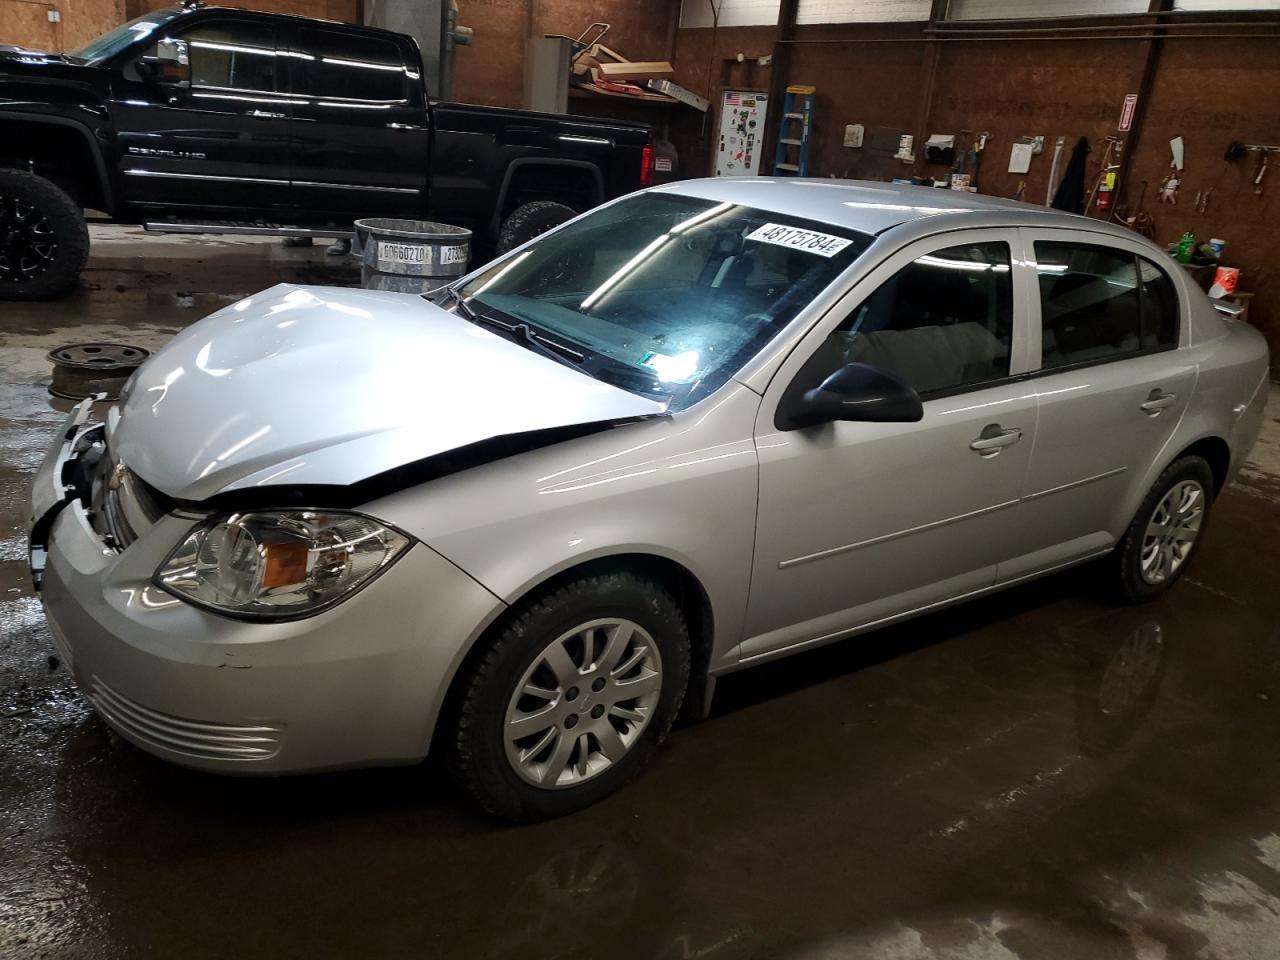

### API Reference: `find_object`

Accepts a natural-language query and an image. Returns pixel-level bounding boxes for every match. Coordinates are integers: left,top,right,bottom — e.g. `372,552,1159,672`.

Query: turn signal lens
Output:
156,511,410,619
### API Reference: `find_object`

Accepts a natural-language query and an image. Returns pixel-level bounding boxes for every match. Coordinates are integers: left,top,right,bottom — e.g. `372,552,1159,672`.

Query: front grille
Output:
89,677,283,762
88,450,169,551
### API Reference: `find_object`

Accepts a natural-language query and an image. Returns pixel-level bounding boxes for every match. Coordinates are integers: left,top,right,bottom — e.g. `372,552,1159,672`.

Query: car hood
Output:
110,284,666,502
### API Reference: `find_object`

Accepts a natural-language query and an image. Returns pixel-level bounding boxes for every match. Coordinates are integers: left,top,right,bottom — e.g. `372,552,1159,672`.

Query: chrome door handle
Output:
385,122,421,130
970,424,1023,458
249,109,285,119
1140,389,1177,416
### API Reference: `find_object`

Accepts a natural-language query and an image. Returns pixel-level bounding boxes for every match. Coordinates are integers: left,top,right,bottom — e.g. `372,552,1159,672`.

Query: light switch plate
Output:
47,9,61,21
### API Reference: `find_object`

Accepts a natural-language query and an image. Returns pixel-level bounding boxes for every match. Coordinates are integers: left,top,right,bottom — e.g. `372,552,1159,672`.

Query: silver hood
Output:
110,284,666,501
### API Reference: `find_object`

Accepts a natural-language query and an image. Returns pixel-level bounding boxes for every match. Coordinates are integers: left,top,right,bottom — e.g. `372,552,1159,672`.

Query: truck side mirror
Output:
139,38,190,88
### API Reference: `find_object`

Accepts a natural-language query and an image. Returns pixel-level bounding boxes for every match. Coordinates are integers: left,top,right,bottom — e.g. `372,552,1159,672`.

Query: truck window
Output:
182,23,278,93
298,29,406,102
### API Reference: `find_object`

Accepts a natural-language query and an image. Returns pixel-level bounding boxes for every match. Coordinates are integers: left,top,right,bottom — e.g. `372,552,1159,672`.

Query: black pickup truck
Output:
0,3,654,299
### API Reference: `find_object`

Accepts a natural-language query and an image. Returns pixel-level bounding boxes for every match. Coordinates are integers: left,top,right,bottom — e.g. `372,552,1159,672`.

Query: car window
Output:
1035,241,1152,370
809,240,1014,398
456,194,873,410
180,23,277,93
1138,256,1179,350
298,29,405,102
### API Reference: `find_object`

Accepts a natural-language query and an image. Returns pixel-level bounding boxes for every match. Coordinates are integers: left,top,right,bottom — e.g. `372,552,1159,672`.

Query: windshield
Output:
70,10,182,63
456,193,872,410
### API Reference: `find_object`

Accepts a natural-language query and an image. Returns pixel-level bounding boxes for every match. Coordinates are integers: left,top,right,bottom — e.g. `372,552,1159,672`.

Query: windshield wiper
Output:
434,284,477,322
440,290,586,368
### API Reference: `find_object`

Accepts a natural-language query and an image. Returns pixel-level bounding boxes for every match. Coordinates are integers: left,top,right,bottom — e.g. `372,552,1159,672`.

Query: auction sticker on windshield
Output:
745,223,852,258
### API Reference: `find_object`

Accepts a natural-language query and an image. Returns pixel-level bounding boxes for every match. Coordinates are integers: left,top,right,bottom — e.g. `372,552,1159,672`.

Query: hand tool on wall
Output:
1254,152,1269,196
1045,136,1065,206
1159,136,1183,205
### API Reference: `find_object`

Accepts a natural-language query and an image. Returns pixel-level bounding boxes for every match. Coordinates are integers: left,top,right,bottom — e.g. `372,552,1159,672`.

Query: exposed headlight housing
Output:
156,511,411,619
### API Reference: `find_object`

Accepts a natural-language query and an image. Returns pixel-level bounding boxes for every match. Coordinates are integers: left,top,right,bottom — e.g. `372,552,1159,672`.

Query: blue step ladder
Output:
772,85,815,176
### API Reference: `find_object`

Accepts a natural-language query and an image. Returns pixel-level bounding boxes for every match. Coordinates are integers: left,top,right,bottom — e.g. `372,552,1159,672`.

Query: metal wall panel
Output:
797,0,930,22
680,0,781,29
1174,0,1280,8
948,0,1147,18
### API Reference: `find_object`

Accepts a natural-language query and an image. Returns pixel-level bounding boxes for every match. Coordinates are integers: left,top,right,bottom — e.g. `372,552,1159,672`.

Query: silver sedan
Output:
29,179,1270,820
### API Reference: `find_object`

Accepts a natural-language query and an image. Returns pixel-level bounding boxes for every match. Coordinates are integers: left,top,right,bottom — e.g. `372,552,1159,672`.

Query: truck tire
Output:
0,169,89,301
496,200,576,255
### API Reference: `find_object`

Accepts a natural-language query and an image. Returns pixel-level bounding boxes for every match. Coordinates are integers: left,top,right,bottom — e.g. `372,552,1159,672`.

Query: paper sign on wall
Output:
715,90,768,177
1119,94,1138,132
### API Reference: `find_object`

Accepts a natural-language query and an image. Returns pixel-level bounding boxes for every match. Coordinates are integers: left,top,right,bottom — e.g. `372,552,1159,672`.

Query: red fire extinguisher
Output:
1096,167,1117,210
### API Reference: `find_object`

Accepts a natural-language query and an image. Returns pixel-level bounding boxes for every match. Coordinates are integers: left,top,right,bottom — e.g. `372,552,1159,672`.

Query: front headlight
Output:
155,511,411,619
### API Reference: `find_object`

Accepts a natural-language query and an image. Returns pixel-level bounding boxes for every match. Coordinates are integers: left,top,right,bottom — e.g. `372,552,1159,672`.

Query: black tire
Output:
495,200,576,255
1110,455,1215,603
448,570,690,821
0,169,89,301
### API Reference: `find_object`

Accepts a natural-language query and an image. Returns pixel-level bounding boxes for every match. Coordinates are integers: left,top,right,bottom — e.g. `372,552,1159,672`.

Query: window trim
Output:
767,227,1032,418
295,26,410,106
1019,226,1186,378
174,19,282,95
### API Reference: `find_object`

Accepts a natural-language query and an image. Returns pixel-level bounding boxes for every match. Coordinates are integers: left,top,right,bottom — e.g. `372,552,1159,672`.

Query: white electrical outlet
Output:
47,9,61,21
844,123,864,149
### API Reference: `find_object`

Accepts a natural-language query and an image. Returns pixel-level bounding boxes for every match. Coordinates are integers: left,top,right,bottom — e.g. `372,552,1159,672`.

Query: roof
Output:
652,177,1119,238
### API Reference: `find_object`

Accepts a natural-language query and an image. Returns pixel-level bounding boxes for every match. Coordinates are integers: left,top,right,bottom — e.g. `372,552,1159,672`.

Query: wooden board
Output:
0,0,58,51
596,60,675,82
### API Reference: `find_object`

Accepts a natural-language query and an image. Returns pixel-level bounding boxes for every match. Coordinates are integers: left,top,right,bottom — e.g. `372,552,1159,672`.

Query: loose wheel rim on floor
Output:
0,195,57,284
1140,479,1205,585
504,618,663,790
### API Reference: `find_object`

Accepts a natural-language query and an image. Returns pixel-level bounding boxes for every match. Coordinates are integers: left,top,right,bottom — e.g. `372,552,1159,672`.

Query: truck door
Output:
112,16,294,214
285,26,429,220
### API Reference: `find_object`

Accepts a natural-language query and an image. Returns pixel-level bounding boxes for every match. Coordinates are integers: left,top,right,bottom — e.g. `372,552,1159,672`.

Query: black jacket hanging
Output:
1052,136,1091,214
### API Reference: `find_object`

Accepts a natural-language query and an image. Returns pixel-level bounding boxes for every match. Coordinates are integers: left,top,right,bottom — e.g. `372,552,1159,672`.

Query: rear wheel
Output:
495,200,576,255
1111,455,1214,602
0,169,89,300
448,570,689,821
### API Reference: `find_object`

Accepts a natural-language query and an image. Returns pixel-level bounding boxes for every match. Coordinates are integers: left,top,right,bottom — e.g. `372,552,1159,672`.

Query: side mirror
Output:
139,38,190,88
777,362,923,430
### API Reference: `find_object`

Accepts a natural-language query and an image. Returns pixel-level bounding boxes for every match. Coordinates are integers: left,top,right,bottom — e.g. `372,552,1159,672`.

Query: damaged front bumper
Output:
27,400,504,775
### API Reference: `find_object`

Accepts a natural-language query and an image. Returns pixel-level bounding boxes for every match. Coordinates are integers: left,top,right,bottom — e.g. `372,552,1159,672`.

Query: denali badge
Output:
127,146,207,160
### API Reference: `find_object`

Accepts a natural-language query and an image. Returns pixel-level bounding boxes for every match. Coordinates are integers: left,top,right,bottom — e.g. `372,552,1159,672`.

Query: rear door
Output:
285,25,428,220
113,15,294,213
999,228,1195,581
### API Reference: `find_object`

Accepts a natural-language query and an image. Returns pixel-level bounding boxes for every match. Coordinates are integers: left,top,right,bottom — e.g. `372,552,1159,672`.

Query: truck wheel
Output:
447,570,690,821
0,169,89,301
496,201,576,255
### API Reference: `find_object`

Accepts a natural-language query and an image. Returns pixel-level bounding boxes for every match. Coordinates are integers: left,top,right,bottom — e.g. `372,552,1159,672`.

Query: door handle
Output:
1140,389,1177,416
970,424,1023,458
249,109,285,119
385,122,422,130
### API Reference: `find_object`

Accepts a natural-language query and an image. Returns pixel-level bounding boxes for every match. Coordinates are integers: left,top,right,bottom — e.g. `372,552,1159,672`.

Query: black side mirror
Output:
139,38,190,88
777,362,923,430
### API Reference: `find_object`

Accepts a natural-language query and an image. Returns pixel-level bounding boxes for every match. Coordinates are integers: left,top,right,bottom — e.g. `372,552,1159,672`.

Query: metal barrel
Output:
354,218,472,294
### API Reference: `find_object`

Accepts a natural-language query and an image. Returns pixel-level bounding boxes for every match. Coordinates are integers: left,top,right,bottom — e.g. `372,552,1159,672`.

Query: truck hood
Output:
110,284,666,502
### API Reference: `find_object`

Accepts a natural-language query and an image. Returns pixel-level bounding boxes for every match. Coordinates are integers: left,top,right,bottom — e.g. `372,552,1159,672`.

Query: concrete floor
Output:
3,228,1280,960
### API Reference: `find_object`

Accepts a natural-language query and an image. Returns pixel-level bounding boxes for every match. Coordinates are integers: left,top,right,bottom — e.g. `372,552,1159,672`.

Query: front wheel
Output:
0,169,89,300
447,570,690,821
1111,455,1215,602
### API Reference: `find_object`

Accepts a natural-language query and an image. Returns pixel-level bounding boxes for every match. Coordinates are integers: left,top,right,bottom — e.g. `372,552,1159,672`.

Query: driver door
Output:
740,229,1039,662
112,16,294,213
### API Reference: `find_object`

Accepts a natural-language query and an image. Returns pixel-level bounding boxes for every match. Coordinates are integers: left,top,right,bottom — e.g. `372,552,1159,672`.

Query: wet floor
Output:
3,231,1280,959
